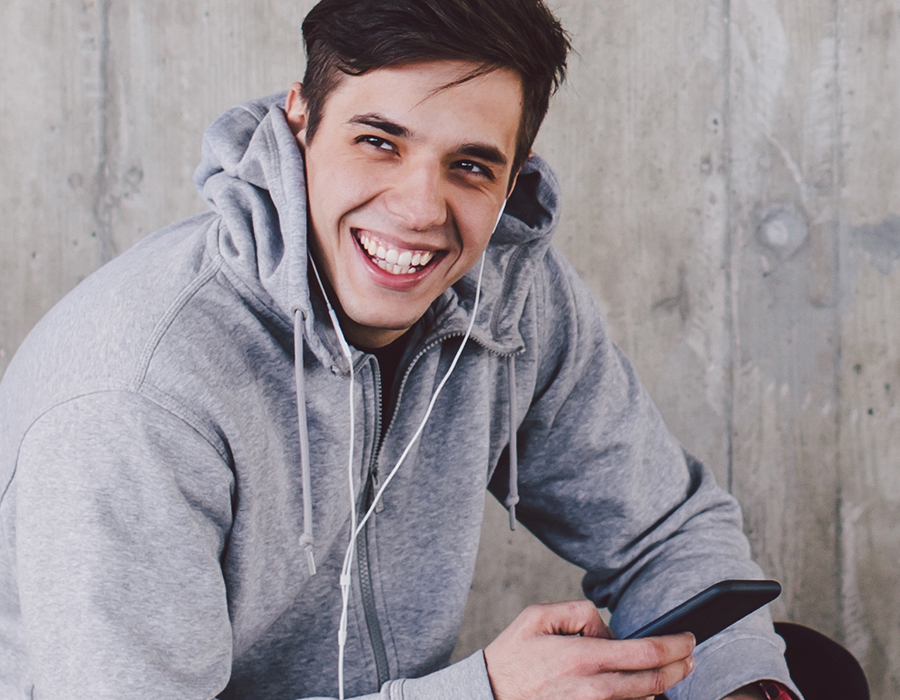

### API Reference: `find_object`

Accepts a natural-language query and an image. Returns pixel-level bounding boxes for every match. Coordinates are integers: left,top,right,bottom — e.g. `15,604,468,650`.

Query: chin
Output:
342,290,426,328
349,312,419,334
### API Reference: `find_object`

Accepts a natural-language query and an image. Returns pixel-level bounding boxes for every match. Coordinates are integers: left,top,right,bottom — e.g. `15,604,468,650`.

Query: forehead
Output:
319,61,523,154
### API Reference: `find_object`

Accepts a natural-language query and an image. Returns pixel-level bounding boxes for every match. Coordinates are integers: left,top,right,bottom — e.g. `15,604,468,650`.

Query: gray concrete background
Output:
1,1,898,697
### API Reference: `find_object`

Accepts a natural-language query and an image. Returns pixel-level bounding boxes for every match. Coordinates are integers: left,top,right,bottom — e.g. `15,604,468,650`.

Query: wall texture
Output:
1,1,897,697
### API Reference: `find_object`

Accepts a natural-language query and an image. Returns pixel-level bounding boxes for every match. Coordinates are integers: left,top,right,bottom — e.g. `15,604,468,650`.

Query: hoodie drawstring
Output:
293,307,317,576
294,309,520,558
505,355,519,531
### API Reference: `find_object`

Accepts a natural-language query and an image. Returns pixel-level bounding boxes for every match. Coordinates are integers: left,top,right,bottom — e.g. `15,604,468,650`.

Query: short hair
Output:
300,0,571,177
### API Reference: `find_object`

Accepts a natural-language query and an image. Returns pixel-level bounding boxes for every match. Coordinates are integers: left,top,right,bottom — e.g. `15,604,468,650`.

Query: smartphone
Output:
624,579,782,645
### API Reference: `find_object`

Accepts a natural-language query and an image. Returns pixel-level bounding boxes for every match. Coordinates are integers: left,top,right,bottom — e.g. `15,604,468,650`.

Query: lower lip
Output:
353,232,439,290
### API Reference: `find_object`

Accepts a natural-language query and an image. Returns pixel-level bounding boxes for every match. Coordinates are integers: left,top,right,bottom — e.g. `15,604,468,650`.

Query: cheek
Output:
457,208,501,258
305,144,360,210
311,159,382,222
306,179,351,239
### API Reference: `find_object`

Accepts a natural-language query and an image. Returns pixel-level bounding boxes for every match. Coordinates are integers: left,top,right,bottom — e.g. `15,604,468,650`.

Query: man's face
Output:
286,61,523,348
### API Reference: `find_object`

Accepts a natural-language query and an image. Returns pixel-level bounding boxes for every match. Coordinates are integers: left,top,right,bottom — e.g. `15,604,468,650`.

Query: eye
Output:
454,160,495,181
356,135,397,153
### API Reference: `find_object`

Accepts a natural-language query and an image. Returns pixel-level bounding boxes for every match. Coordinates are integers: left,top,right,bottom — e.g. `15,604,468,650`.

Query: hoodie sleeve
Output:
15,391,236,698
14,391,497,700
489,247,800,700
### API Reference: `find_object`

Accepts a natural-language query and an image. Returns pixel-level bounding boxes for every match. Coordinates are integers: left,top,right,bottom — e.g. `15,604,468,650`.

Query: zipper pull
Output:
371,470,385,513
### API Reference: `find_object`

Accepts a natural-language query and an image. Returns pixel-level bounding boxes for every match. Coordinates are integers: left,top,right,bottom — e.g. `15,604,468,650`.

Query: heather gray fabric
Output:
0,94,800,700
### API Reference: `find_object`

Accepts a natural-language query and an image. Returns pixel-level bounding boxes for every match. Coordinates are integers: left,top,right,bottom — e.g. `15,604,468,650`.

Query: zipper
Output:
353,331,520,690
371,469,385,513
356,358,390,688
379,330,519,445
356,479,390,687
377,334,456,447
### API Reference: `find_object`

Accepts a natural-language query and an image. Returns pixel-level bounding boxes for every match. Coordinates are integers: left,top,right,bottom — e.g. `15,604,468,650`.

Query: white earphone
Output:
312,201,506,699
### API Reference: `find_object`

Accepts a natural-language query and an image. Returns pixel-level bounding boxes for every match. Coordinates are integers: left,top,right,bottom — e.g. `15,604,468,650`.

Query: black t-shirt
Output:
358,333,408,439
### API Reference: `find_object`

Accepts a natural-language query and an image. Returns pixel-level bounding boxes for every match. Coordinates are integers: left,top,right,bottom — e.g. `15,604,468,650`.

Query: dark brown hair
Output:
300,0,571,177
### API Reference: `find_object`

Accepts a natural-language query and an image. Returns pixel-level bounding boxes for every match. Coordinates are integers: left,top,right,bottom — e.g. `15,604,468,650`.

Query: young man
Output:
0,1,798,699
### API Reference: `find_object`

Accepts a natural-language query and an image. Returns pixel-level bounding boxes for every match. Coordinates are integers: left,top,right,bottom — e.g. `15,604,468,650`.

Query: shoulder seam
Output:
138,384,231,463
1,388,231,508
129,257,225,392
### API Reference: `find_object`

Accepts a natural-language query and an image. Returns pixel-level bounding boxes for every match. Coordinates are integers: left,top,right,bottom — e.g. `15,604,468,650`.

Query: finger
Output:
524,599,613,639
582,609,614,640
574,633,695,673
587,654,695,699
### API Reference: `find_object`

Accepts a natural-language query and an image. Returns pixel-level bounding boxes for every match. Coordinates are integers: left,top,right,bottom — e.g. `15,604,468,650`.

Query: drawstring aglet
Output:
304,545,317,576
505,497,519,531
299,534,317,576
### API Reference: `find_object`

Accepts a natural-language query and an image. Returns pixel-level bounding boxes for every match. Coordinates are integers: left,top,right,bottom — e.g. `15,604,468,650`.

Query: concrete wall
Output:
1,1,898,696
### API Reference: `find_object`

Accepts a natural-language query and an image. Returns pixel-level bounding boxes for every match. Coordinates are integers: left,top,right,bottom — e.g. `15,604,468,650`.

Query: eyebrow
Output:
457,143,508,168
347,113,410,138
348,112,509,168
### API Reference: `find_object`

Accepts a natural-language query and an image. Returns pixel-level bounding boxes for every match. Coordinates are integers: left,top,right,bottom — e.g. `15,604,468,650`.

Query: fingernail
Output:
687,656,695,672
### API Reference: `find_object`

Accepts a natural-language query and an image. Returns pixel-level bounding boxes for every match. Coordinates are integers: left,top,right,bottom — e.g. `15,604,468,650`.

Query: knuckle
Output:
558,599,589,619
518,602,556,631
568,650,598,676
521,603,544,621
656,658,692,694
650,668,670,696
642,637,668,666
574,598,596,613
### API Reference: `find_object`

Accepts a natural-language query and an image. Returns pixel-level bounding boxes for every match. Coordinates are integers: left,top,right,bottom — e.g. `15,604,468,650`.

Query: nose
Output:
383,159,448,232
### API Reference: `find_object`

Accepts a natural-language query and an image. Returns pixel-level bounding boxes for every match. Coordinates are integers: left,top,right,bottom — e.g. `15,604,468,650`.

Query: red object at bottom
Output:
759,681,794,700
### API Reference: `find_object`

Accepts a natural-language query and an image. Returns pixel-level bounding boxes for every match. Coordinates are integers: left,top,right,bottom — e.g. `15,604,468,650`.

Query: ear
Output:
284,82,309,145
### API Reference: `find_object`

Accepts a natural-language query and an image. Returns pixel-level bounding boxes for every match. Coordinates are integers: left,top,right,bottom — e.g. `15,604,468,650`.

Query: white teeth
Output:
355,231,436,276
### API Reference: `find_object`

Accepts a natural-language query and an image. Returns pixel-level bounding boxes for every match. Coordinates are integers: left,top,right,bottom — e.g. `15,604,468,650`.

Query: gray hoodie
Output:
0,94,798,700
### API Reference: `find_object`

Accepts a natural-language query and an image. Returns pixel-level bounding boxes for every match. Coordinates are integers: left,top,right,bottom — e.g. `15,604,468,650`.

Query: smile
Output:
354,230,437,276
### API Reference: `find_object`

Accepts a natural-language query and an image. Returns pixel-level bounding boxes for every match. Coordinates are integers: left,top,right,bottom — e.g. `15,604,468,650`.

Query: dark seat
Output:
775,622,870,700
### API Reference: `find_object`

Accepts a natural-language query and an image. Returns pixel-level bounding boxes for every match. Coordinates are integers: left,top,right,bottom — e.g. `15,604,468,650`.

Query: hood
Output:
193,93,562,361
192,93,558,583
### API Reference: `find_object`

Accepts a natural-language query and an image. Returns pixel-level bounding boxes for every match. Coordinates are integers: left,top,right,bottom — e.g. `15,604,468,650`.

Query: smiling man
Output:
290,61,523,349
0,1,799,700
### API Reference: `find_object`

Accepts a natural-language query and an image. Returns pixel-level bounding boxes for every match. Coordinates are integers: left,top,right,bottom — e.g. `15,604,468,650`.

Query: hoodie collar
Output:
193,95,562,365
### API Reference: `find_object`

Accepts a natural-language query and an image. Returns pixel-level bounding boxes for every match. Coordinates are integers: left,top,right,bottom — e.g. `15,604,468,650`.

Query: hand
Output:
483,600,695,700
